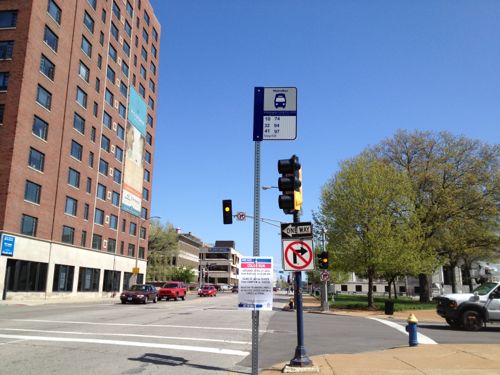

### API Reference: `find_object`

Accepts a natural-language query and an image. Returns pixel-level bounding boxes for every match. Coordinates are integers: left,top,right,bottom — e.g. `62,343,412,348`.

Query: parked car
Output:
120,284,158,304
157,281,187,301
232,285,238,293
435,281,500,330
217,284,232,292
198,285,217,297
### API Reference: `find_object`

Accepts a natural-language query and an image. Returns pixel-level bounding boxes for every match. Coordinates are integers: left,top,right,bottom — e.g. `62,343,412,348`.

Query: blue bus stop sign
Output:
1,234,15,256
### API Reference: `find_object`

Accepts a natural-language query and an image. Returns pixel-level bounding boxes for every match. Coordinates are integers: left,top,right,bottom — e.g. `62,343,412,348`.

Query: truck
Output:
435,281,500,331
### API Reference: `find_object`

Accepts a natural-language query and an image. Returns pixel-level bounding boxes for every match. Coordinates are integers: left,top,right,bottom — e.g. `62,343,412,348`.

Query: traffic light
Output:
222,199,233,224
318,251,328,270
277,155,302,214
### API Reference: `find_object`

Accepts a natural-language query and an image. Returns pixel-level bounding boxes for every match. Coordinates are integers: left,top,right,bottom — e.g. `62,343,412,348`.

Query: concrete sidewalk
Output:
260,295,500,374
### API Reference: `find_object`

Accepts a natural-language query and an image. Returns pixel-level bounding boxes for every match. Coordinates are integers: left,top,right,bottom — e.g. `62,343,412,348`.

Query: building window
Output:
36,85,52,110
112,1,121,19
103,269,120,291
129,222,137,236
81,36,92,57
142,29,149,44
124,20,132,37
107,240,116,254
148,97,154,110
0,40,14,59
76,86,87,108
77,267,100,291
104,88,113,106
138,84,145,98
113,168,121,184
126,1,133,17
140,227,146,239
120,241,124,255
147,114,153,128
94,208,104,225
0,11,18,28
95,77,100,92
24,180,41,204
97,54,102,68
83,203,89,220
111,191,120,206
43,25,58,52
127,243,135,257
115,146,123,162
61,225,75,244
88,151,94,168
86,177,92,193
97,183,106,200
152,27,158,42
150,62,156,75
122,61,129,77
152,45,157,59
68,168,80,188
117,124,125,140
0,104,4,124
28,148,45,171
142,187,149,201
120,81,128,98
140,65,146,79
144,169,150,182
81,230,87,246
141,207,148,219
103,111,112,129
70,140,83,160
83,11,94,33
47,0,62,24
145,150,151,163
79,61,90,82
52,264,74,292
139,247,145,259
39,54,55,80
6,259,47,292
0,72,9,91
109,44,117,62
20,214,38,236
118,102,126,119
149,79,155,93
87,0,97,10
110,22,118,41
101,134,110,152
91,126,96,142
65,196,78,216
141,47,147,61
146,132,152,145
123,41,130,57
121,219,126,232
32,116,48,140
106,66,115,84
73,112,85,134
101,8,106,23
91,235,102,251
93,102,98,117
144,10,150,25
110,214,118,230
99,158,108,175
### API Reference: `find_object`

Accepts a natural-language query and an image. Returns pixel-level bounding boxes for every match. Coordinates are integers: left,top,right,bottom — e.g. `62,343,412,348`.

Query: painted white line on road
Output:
368,317,437,345
2,319,269,332
0,328,250,345
0,333,250,356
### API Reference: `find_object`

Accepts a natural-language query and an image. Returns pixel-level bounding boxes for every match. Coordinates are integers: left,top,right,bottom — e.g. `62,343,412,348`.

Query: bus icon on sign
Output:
274,93,286,109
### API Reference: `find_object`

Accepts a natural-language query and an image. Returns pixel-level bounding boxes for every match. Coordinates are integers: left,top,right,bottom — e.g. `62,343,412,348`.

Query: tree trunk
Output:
367,272,374,308
392,280,398,300
387,281,392,299
467,267,474,292
450,263,458,293
419,274,431,303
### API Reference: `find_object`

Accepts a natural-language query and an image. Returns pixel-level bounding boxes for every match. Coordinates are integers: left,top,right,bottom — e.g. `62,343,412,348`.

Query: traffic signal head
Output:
278,155,302,213
318,251,328,270
222,200,233,224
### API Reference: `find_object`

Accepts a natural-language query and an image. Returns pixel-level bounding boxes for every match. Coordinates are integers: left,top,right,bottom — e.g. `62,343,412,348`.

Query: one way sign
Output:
281,222,313,239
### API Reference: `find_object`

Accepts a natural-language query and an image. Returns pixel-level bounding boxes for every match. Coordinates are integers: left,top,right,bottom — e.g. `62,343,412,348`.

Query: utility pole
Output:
322,228,329,312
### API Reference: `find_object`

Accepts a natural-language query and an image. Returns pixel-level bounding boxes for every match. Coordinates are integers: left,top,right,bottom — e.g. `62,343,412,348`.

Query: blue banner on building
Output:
1,234,15,256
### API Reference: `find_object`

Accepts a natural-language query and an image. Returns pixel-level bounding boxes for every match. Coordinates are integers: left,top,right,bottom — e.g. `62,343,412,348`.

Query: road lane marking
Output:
1,319,271,332
0,328,250,345
0,333,250,356
368,318,437,344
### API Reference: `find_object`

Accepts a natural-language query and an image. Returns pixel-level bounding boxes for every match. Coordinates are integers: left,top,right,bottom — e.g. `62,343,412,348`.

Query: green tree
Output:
320,156,424,308
374,130,500,301
168,266,196,284
147,221,179,282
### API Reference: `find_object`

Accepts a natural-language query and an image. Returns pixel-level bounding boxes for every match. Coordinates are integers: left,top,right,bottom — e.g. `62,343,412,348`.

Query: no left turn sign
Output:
282,239,314,271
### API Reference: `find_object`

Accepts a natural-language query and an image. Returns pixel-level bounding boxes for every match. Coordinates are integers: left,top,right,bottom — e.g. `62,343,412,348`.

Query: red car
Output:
198,285,217,297
157,281,187,301
120,284,158,304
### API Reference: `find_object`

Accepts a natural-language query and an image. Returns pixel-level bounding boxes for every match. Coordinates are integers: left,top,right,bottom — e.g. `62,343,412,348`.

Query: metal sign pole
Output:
251,140,261,375
289,211,312,367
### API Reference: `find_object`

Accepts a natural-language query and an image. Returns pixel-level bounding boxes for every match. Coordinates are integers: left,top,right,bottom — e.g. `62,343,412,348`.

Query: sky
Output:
148,0,499,270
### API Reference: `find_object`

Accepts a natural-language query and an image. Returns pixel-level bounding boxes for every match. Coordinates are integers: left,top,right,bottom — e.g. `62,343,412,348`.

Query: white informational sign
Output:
238,257,273,311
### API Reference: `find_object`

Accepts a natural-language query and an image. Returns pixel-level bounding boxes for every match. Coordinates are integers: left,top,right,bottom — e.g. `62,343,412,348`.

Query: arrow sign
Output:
281,222,313,239
282,239,314,271
293,246,308,264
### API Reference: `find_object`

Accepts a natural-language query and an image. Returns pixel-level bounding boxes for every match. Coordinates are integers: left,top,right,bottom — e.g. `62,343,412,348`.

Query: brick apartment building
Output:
0,0,160,300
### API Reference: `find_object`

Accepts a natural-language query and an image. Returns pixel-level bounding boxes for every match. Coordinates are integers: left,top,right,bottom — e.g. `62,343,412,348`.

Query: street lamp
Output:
262,186,278,190
132,215,161,286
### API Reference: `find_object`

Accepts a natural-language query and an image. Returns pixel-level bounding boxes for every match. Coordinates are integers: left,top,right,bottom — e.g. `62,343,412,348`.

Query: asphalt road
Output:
0,292,498,374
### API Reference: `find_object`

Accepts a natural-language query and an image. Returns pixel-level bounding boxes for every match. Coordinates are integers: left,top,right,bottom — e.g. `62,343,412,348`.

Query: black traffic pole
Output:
289,211,312,367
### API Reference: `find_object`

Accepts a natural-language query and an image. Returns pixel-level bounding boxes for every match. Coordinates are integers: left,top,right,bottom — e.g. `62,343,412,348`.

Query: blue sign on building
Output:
1,234,15,256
